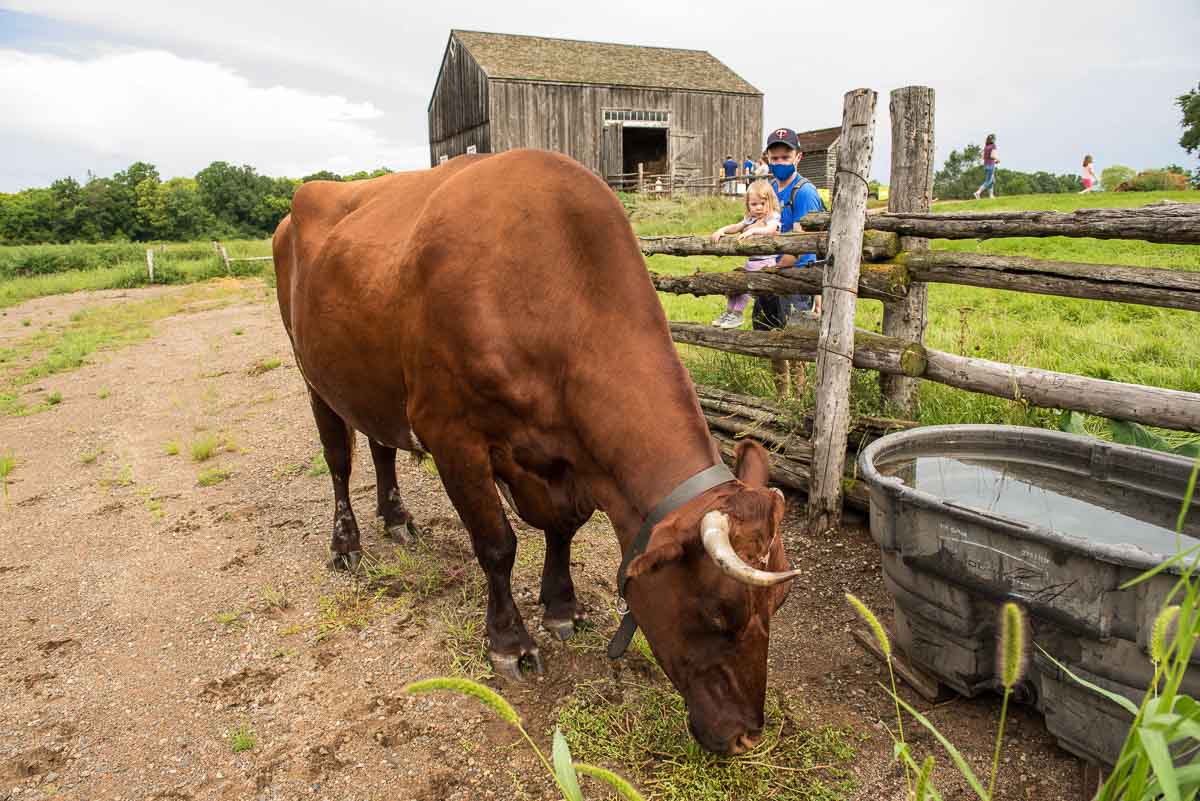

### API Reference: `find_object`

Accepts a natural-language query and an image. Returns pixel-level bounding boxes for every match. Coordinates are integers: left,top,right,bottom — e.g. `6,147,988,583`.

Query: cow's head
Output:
624,439,797,755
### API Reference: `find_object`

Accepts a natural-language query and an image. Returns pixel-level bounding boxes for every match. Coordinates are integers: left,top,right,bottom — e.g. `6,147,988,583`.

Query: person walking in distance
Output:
973,133,1000,199
1080,154,1099,193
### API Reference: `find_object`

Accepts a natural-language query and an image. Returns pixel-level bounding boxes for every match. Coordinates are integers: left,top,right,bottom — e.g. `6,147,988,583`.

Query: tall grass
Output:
0,239,269,279
0,249,271,310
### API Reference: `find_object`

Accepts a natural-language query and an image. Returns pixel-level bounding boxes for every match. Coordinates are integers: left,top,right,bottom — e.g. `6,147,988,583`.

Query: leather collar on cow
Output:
607,461,737,659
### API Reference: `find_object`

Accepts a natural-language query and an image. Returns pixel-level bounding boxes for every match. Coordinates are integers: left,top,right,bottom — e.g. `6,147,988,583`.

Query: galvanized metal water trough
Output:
859,424,1200,766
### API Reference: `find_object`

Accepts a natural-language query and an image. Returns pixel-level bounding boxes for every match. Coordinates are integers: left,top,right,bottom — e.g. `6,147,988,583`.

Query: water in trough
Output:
878,453,1200,558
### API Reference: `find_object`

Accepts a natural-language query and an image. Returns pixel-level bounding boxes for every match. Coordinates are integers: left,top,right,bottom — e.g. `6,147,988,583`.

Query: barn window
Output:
603,109,670,128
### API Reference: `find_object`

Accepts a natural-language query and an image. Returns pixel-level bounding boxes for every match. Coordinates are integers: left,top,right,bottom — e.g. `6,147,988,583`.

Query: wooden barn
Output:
795,126,841,190
427,30,762,185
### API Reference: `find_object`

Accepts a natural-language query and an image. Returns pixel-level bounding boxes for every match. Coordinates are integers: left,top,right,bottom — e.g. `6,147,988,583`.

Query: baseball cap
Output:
765,127,800,150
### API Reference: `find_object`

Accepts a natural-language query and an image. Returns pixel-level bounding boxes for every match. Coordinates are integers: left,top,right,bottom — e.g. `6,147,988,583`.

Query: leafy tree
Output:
0,188,56,243
1179,83,1200,155
301,170,342,183
48,177,84,241
78,176,127,240
1180,84,1200,187
933,144,983,198
196,161,277,234
135,177,169,239
160,178,216,240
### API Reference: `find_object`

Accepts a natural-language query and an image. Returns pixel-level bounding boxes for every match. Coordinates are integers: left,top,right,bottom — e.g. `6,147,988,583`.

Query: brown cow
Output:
272,150,800,755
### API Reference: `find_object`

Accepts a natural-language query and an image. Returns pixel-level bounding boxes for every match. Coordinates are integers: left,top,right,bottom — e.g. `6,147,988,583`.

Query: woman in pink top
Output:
973,134,999,199
1080,155,1099,193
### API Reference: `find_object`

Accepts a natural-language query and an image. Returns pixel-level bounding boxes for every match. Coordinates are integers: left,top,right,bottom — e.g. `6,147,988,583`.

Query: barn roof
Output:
797,126,841,153
450,30,760,95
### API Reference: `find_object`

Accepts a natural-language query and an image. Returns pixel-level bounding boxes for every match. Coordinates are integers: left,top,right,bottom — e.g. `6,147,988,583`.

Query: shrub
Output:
1127,169,1190,192
1101,165,1135,190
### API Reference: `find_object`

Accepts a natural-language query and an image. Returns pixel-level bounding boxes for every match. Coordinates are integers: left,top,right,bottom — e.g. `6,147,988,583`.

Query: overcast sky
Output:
1,0,1197,192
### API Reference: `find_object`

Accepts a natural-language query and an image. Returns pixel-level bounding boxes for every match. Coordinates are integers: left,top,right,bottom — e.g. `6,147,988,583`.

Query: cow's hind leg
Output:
540,524,587,641
308,389,362,571
434,440,541,681
368,438,419,544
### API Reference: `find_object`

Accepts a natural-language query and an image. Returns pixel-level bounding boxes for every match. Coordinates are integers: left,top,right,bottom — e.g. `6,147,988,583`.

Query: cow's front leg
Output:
308,389,362,571
540,524,586,641
368,438,419,543
434,441,541,681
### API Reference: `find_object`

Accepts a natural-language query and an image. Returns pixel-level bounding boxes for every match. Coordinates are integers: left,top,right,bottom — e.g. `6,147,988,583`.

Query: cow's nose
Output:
728,729,763,755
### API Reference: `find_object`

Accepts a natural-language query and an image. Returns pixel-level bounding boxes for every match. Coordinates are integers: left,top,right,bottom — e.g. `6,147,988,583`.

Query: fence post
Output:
807,88,878,535
638,163,644,193
145,248,154,281
880,86,935,416
218,243,232,274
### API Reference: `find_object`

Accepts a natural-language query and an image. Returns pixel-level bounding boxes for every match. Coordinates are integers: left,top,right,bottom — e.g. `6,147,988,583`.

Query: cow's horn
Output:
701,511,801,587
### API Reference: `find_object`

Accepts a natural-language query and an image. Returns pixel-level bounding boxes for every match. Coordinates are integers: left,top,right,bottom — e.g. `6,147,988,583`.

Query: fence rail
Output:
798,204,1200,245
699,387,913,509
671,322,1200,432
639,232,899,261
647,250,1200,312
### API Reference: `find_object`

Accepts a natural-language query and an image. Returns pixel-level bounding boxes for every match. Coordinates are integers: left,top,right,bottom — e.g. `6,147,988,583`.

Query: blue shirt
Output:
772,176,824,265
743,159,754,174
722,159,738,177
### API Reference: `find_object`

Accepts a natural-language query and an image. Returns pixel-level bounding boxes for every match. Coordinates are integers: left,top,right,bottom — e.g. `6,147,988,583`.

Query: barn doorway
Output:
623,127,668,176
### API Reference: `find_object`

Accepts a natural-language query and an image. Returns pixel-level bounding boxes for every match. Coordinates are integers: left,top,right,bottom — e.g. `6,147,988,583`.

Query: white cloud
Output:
0,47,427,190
2,0,1198,189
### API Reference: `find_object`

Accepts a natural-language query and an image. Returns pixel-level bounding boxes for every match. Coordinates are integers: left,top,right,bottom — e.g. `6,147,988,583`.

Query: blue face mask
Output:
768,162,796,181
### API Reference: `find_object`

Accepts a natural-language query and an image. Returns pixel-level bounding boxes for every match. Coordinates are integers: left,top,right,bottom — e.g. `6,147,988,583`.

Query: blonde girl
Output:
709,180,781,328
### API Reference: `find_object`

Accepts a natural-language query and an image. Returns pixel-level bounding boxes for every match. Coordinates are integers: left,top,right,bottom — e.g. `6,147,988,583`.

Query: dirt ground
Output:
0,279,1086,801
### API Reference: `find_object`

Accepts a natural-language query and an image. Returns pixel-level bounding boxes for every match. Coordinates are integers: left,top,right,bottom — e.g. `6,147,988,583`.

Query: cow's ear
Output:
734,439,771,488
626,539,684,579
627,519,690,579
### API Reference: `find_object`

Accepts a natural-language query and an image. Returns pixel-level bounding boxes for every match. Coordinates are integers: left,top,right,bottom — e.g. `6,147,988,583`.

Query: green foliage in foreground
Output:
404,677,647,801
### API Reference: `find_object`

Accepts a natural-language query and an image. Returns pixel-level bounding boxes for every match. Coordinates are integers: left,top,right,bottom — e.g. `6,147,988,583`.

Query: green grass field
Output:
1,191,1197,437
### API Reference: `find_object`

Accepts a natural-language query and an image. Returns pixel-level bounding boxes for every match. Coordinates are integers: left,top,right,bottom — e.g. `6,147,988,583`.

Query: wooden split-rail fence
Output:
643,85,1200,533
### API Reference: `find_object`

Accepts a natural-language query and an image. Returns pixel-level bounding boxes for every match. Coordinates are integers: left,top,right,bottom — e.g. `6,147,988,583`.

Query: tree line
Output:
0,163,392,245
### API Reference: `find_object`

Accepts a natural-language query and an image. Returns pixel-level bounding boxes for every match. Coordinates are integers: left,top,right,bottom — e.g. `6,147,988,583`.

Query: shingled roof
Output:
796,126,841,153
450,30,760,95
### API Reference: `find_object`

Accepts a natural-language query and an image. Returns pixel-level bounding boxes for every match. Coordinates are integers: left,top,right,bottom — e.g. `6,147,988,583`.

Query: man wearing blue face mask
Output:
752,127,826,395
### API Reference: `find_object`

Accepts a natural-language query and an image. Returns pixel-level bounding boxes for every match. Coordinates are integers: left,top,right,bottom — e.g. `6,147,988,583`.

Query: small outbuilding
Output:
427,30,762,186
794,126,841,190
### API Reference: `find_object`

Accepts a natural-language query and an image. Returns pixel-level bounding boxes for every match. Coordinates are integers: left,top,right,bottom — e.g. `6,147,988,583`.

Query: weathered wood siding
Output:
798,148,836,189
486,80,761,177
428,39,490,165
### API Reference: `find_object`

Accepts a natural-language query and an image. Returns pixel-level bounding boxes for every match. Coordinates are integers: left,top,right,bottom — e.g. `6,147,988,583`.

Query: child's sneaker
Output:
713,312,743,329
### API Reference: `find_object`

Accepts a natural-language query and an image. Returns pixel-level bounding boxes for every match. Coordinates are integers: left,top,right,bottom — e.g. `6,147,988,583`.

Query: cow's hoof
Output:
384,519,419,544
542,617,578,641
489,648,544,681
328,550,362,572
